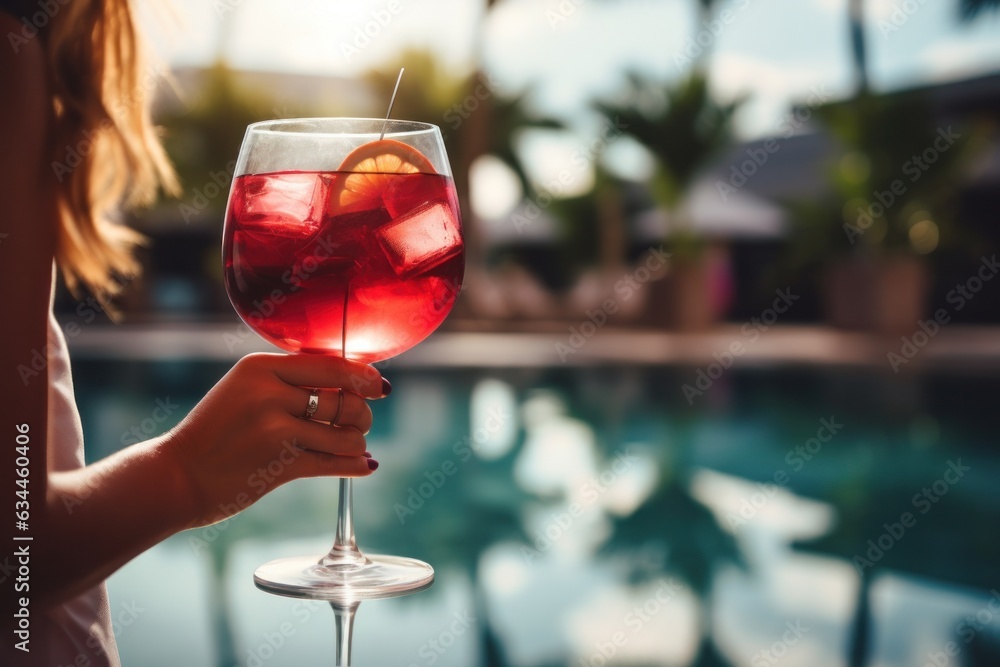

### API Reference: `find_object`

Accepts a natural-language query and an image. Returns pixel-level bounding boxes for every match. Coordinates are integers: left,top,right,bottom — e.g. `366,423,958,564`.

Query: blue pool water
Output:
71,358,1000,667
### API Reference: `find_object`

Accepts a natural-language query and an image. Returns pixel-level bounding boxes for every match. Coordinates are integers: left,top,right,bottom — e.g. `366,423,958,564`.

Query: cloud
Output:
814,0,903,22
918,37,1000,82
866,0,910,22
709,53,847,138
814,0,845,15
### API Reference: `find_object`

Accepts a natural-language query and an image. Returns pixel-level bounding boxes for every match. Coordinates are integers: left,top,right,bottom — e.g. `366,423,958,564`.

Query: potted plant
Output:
595,71,741,331
786,92,975,334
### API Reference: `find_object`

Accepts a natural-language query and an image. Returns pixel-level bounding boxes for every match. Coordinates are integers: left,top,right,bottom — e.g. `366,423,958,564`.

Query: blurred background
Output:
61,0,1000,665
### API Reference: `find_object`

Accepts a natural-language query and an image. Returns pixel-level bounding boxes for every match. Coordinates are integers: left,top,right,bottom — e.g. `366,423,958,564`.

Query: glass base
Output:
254,554,434,601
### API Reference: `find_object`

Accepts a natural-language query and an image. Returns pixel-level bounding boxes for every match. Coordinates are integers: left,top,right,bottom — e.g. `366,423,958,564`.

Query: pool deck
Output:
64,321,1000,370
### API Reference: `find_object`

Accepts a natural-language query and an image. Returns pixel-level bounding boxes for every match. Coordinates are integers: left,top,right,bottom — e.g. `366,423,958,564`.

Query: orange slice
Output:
331,139,437,211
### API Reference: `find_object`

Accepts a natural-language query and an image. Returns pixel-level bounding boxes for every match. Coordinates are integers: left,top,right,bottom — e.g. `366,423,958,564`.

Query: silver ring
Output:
304,389,320,419
332,389,345,427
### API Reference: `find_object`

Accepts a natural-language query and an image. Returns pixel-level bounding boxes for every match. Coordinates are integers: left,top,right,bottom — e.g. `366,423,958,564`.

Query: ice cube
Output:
238,173,326,235
294,208,390,270
375,202,462,278
232,227,307,277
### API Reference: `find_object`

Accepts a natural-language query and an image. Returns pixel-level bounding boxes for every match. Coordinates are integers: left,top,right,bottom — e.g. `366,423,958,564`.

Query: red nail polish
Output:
381,378,392,396
366,458,379,471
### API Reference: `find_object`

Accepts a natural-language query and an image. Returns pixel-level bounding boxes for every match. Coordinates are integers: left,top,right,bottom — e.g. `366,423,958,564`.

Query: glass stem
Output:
323,274,365,567
322,478,366,567
331,600,359,666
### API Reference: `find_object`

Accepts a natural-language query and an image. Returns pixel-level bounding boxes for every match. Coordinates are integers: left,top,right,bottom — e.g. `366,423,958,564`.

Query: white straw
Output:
379,68,405,141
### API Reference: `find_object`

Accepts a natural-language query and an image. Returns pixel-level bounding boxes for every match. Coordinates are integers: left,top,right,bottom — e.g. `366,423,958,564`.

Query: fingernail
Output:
363,451,372,458
366,458,380,471
381,378,392,396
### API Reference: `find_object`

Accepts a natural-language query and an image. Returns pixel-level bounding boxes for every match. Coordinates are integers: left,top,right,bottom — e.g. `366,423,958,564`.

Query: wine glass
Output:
222,118,464,599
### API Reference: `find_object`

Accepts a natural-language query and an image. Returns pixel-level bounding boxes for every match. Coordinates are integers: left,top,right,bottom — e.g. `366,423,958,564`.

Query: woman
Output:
0,2,384,664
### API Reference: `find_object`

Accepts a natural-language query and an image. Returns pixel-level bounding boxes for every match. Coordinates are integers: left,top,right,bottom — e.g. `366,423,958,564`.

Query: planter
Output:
643,244,735,332
823,255,929,334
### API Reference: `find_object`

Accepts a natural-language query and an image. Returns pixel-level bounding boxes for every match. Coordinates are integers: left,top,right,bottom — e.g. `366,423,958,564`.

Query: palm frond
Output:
594,71,743,207
959,0,1000,20
487,89,564,197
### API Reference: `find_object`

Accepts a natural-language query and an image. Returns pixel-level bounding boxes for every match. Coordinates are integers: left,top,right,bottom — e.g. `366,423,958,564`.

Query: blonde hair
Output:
47,0,178,301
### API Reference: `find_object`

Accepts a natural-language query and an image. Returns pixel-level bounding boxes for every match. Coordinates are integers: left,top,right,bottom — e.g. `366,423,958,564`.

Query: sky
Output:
146,0,1000,137
142,0,1000,216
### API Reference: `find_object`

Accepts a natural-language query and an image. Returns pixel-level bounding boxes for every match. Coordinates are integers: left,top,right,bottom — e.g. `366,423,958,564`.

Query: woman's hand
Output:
162,352,390,528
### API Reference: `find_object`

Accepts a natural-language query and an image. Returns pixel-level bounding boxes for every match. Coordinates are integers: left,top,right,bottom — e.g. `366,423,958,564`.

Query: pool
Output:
70,354,1000,667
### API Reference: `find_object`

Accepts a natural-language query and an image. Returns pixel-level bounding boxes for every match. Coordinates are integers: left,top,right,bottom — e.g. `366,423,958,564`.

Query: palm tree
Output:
601,478,743,667
848,0,869,94
362,47,561,312
695,0,721,40
596,73,739,213
849,0,1000,97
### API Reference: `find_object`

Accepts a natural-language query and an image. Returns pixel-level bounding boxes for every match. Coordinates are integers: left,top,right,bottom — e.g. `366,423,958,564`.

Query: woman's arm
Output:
0,12,61,625
0,17,387,614
42,352,386,605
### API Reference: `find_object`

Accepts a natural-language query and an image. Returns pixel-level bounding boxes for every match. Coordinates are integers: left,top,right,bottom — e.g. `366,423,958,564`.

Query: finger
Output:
279,387,373,433
244,352,389,398
289,451,377,480
293,417,368,458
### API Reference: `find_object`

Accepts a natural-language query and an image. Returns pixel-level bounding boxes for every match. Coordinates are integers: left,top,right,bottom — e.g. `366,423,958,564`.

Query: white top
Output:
2,297,120,666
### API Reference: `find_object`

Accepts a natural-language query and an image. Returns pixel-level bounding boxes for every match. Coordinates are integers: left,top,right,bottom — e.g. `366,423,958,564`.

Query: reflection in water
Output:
470,378,519,460
331,600,359,666
73,361,1000,666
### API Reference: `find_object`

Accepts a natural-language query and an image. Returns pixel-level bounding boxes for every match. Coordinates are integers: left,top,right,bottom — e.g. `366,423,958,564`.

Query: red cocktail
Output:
224,167,463,361
222,119,463,601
